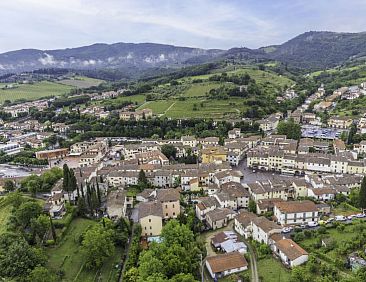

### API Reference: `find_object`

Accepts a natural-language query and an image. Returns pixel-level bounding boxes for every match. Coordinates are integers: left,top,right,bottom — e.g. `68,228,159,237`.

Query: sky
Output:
0,0,366,53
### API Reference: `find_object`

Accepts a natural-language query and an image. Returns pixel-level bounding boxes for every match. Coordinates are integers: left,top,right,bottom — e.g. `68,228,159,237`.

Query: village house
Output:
195,197,219,221
211,231,247,254
119,108,153,121
328,116,353,129
272,238,309,268
205,252,248,279
205,208,236,230
274,200,319,226
138,202,163,237
106,190,129,219
201,146,227,164
258,113,281,132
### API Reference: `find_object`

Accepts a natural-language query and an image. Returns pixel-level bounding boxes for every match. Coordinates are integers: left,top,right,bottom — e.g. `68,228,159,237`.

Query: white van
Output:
308,221,318,227
335,215,346,221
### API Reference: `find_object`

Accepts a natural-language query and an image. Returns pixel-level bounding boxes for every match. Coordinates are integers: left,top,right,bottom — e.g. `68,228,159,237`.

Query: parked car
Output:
308,221,319,227
300,224,307,229
282,227,292,233
326,218,334,224
335,215,346,221
356,213,366,218
318,220,326,226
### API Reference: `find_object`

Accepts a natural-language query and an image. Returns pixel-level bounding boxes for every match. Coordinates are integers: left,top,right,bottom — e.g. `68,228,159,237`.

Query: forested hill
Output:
264,31,366,69
2,31,366,76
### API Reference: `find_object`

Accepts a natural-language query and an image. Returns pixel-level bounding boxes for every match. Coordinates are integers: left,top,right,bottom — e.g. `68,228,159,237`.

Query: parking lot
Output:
301,125,346,140
236,160,303,184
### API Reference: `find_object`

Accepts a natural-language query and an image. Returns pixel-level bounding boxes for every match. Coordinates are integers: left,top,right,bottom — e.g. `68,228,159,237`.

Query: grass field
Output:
139,97,245,119
257,257,291,282
58,76,104,88
0,81,74,103
182,82,221,97
47,218,121,282
138,100,175,114
100,94,146,106
0,196,11,234
178,67,293,90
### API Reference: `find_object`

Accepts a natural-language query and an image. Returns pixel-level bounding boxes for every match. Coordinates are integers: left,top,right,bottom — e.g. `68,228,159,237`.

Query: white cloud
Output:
0,0,365,52
38,53,56,65
82,59,97,66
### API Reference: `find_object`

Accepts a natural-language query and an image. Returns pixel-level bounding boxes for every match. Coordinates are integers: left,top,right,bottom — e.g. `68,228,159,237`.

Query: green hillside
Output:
0,81,74,103
132,66,295,119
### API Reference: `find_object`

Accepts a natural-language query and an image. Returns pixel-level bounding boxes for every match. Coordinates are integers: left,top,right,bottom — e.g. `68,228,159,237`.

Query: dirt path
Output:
243,238,259,282
119,223,135,282
163,101,176,115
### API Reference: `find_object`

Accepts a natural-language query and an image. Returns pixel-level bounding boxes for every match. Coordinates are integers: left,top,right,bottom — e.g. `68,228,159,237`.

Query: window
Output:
149,219,151,223
166,213,168,217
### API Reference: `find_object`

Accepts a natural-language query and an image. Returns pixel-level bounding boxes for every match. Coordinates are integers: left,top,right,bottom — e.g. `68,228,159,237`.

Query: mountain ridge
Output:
1,30,366,75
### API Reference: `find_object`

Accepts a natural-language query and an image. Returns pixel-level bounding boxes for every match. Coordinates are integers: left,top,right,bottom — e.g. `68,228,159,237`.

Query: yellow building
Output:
138,202,163,237
201,146,227,164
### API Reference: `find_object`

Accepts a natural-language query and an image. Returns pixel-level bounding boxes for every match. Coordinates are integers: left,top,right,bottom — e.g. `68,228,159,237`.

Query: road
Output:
243,238,259,282
119,223,135,282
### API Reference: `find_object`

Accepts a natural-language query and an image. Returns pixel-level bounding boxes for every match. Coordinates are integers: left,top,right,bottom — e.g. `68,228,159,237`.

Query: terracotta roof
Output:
206,208,235,222
275,239,308,260
275,200,317,213
138,202,163,219
235,211,257,226
156,188,180,202
206,252,248,273
252,217,281,233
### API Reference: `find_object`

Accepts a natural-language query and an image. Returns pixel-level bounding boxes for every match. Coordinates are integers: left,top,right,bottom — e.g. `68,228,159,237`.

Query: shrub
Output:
46,239,55,246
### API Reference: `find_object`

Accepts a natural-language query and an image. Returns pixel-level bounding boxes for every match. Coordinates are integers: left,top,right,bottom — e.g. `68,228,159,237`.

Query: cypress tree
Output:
360,176,366,210
62,164,69,190
80,183,85,198
49,216,57,241
86,183,92,213
63,164,71,202
96,181,101,205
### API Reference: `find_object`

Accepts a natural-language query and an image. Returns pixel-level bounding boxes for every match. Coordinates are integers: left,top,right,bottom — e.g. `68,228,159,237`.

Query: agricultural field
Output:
99,94,146,107
0,81,74,103
47,218,121,282
181,82,221,98
178,66,294,91
133,66,294,119
138,100,175,115
58,76,105,88
139,97,246,119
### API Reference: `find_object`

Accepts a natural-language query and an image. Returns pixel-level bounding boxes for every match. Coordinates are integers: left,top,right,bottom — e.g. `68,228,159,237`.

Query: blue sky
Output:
0,0,365,52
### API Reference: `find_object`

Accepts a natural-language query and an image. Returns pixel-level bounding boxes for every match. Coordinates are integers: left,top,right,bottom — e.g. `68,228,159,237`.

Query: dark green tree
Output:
360,176,366,210
277,119,301,140
248,199,257,213
3,179,15,192
138,169,149,191
161,144,177,159
96,181,102,205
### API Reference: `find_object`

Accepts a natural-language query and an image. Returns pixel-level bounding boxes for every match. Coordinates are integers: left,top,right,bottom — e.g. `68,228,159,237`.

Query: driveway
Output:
129,205,139,223
242,238,259,282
